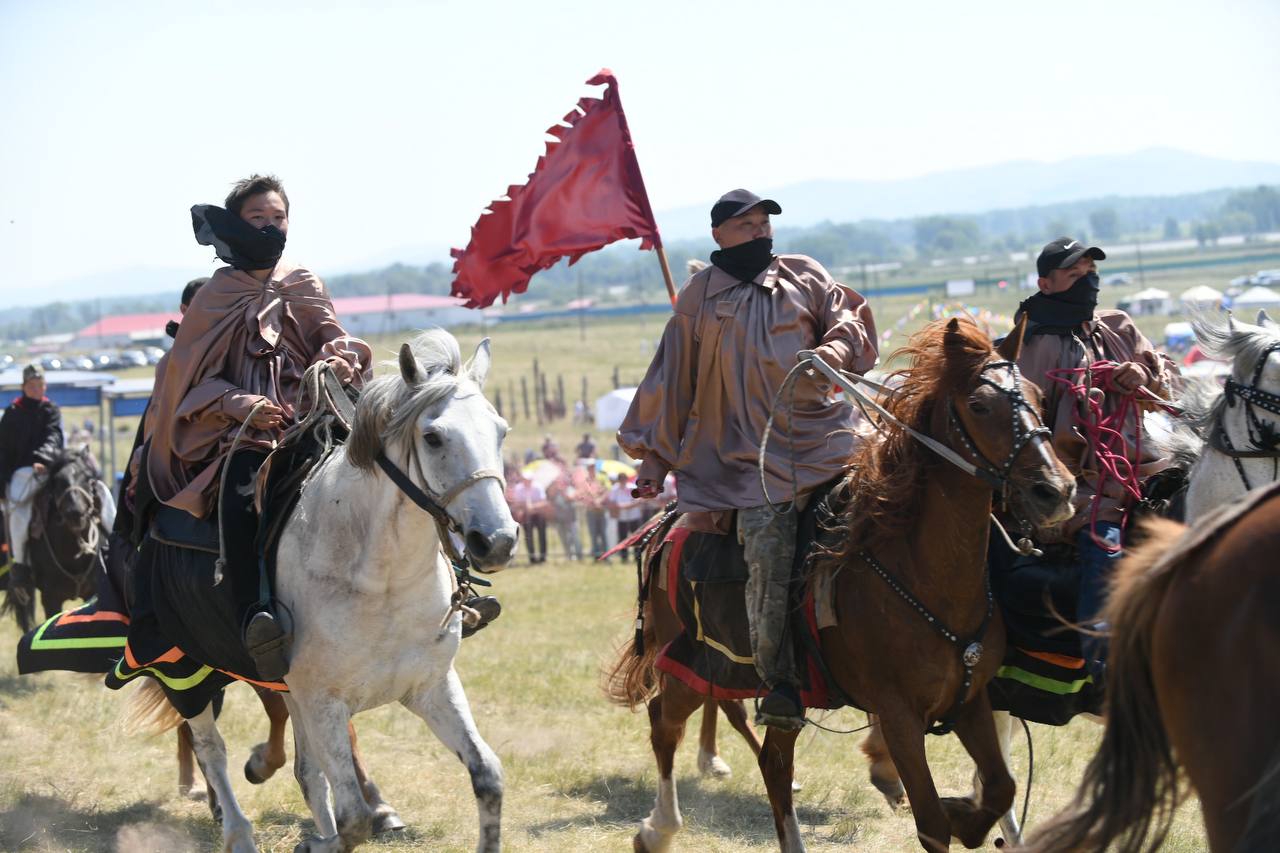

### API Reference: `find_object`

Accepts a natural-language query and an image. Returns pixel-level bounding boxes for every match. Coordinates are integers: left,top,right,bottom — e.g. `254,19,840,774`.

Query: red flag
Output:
450,69,662,309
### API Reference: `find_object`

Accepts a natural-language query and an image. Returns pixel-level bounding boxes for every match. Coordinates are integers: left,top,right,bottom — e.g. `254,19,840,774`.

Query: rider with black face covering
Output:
1005,237,1180,671
619,189,879,730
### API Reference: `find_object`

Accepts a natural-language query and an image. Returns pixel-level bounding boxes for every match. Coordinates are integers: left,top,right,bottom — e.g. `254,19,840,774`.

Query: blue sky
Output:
2,0,1278,306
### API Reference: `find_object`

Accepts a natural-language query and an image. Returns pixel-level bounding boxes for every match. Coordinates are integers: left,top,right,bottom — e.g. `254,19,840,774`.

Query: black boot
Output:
756,681,805,731
244,609,291,680
461,595,502,638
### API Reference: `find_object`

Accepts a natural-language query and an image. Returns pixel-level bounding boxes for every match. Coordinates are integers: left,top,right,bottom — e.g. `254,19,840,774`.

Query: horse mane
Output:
832,317,997,554
346,329,466,469
43,445,98,482
1185,314,1280,437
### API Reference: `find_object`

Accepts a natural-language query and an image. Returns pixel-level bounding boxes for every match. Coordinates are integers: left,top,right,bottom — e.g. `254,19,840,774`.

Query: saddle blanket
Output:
650,510,843,710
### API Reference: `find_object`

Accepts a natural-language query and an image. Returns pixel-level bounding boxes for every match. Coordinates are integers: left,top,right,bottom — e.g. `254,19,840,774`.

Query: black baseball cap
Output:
710,189,782,228
1037,237,1106,278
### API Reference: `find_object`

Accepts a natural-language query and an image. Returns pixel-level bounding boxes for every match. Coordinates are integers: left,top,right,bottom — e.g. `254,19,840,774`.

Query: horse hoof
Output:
372,811,407,835
697,753,732,778
792,780,802,792
179,784,209,803
872,776,906,810
244,758,267,785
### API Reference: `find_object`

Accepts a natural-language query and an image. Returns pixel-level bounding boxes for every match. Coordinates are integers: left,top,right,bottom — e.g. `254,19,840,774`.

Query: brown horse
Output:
1028,484,1280,853
607,316,1076,852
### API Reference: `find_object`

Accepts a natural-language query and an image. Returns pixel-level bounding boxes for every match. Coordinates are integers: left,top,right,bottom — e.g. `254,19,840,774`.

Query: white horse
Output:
981,309,1280,845
183,329,517,853
1179,311,1280,518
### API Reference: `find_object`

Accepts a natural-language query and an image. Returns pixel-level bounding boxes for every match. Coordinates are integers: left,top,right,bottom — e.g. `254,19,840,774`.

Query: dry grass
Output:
0,558,1208,851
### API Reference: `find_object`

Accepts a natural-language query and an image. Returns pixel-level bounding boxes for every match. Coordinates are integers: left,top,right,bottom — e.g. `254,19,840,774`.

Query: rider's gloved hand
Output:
631,478,662,499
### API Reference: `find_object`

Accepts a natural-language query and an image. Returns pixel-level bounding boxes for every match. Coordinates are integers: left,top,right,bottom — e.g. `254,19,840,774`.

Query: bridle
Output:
1211,341,1280,490
945,360,1054,500
34,462,104,590
762,352,1057,734
374,441,506,567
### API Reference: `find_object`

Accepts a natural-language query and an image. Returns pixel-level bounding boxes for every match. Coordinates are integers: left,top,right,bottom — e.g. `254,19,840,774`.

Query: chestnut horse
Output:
1028,483,1280,853
607,317,1076,852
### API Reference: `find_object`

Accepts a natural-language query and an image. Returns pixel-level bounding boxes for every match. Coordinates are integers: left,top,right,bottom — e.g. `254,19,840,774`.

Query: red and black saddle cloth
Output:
643,482,846,711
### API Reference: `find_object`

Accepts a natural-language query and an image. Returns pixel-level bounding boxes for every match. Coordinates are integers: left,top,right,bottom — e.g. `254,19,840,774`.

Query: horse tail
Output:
120,677,184,736
602,604,660,710
1028,516,1186,853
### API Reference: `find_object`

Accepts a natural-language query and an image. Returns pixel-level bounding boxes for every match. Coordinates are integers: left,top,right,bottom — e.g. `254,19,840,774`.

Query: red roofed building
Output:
72,312,180,350
330,293,474,336
68,294,476,351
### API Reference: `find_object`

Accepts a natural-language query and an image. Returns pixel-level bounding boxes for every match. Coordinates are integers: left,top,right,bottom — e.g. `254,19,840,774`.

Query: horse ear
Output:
468,338,492,389
1227,311,1236,333
1257,309,1278,331
997,313,1028,362
398,343,420,386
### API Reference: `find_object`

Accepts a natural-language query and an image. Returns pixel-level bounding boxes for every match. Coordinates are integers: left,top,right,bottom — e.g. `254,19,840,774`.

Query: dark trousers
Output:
221,449,268,628
523,513,547,563
615,518,641,561
586,509,608,558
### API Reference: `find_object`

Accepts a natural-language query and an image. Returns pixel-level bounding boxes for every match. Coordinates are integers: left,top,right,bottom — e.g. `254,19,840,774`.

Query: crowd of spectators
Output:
503,434,673,565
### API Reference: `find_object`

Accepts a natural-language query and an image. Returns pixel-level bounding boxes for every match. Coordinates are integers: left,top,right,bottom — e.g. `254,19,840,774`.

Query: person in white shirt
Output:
508,472,548,564
606,473,646,563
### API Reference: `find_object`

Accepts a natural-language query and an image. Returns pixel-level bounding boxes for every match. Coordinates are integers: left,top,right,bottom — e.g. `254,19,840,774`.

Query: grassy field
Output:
4,271,1222,849
0,557,1209,852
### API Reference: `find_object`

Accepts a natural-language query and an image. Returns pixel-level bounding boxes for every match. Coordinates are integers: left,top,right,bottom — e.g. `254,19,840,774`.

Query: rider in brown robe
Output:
146,175,370,678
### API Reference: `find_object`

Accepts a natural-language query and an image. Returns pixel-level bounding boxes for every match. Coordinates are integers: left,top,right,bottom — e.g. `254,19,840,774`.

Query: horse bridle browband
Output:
946,360,1054,496
375,446,505,566
1213,341,1280,490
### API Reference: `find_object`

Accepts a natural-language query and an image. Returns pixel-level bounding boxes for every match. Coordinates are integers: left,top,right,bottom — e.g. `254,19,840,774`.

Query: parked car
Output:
144,346,166,365
70,356,96,371
91,351,120,369
0,354,14,369
1103,273,1132,286
118,350,149,367
39,355,64,371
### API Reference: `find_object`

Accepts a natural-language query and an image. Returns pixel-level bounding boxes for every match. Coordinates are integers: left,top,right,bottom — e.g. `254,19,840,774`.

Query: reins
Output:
757,350,1051,733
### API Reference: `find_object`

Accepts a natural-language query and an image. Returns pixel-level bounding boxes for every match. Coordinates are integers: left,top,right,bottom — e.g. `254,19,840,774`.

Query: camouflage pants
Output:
738,502,801,688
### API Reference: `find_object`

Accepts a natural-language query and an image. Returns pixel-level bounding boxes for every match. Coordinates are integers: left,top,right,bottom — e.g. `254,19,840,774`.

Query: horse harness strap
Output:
372,450,505,566
946,361,1053,500
1218,341,1280,491
859,549,993,735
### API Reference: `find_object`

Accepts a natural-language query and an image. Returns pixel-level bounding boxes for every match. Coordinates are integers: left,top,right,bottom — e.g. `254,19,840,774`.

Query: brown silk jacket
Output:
618,254,878,512
1016,309,1182,539
145,262,373,517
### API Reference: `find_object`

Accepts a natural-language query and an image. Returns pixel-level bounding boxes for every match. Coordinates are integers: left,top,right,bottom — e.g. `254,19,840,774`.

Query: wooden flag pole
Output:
656,245,677,307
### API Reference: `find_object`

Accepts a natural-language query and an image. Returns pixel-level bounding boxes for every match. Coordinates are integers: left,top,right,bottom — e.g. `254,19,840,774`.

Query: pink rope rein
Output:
1045,361,1145,552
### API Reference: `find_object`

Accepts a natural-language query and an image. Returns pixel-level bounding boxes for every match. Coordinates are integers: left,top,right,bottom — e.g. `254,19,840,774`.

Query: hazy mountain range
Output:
657,147,1280,237
32,147,1280,309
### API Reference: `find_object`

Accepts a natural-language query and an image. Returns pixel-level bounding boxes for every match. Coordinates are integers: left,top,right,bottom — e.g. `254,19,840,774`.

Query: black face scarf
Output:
711,237,775,284
191,204,286,271
1018,271,1099,331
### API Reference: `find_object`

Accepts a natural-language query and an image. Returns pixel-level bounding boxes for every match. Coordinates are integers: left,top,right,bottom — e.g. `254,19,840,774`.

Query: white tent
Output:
1179,285,1223,308
1126,287,1174,315
1231,286,1280,309
594,387,637,431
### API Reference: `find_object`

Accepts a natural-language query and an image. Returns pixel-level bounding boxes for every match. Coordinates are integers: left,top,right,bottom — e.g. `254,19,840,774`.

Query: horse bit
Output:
1214,340,1280,490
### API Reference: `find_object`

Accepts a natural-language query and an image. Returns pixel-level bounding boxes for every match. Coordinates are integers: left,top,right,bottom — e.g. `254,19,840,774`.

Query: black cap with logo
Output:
710,189,782,228
1036,237,1106,278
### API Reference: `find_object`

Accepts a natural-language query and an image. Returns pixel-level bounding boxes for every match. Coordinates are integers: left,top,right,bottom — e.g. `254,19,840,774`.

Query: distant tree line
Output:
4,185,1278,343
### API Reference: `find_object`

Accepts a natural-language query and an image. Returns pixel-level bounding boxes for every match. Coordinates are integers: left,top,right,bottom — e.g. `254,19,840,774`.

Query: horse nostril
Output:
466,530,492,560
1031,482,1063,505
